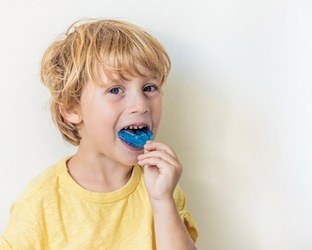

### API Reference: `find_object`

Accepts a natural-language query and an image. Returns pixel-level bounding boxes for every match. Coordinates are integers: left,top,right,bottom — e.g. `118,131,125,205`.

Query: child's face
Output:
76,68,162,166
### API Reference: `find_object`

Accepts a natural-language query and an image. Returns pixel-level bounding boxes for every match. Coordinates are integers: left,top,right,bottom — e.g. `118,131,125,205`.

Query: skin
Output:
62,68,196,249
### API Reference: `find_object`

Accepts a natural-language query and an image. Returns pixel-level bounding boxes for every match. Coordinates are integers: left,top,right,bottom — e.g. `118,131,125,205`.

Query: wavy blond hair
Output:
40,19,171,146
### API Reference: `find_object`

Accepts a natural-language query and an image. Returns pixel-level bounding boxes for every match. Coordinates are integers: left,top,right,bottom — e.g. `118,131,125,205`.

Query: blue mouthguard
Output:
118,127,154,149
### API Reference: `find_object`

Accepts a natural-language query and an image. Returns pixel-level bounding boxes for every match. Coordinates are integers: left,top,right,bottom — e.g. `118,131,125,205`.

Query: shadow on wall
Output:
157,78,230,248
157,76,277,249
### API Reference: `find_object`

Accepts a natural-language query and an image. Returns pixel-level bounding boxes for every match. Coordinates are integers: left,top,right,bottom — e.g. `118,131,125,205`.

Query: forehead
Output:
94,63,160,86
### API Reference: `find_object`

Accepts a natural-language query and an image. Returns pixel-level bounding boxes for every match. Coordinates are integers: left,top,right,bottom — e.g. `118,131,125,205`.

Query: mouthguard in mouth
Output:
118,126,154,149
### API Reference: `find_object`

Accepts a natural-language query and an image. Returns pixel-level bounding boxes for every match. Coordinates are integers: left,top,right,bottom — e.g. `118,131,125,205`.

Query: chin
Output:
118,148,143,167
119,156,140,167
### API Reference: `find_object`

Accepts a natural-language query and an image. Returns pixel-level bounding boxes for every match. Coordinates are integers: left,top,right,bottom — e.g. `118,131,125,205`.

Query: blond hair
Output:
40,19,171,146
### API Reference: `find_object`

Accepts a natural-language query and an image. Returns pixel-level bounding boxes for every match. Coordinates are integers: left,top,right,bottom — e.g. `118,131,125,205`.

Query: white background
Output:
0,0,311,249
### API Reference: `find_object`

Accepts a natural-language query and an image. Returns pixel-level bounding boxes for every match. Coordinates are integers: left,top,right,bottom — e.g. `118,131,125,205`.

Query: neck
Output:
66,148,134,193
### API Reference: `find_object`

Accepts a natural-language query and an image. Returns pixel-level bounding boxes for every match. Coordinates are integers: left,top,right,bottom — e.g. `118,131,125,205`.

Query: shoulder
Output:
1,158,69,249
15,157,69,205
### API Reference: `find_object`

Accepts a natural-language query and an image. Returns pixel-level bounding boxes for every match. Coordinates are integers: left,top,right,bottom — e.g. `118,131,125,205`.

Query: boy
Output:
0,19,198,249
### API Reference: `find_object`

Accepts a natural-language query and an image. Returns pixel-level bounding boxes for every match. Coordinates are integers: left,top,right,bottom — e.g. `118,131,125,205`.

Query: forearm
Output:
152,198,196,250
139,141,197,249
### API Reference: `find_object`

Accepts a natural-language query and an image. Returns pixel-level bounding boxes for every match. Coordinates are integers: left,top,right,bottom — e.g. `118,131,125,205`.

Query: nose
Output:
128,92,150,114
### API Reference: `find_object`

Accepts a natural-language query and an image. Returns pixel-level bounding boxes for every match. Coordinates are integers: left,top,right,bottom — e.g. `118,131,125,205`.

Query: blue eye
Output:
109,87,123,94
143,84,158,92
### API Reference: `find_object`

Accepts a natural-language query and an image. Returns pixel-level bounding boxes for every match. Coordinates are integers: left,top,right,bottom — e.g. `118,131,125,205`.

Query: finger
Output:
138,150,177,166
144,164,159,174
138,157,174,171
144,141,177,158
140,157,183,178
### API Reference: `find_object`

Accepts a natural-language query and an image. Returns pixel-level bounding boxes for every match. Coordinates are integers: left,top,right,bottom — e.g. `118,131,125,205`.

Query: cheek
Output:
152,97,163,131
157,102,162,119
151,94,162,113
158,95,163,116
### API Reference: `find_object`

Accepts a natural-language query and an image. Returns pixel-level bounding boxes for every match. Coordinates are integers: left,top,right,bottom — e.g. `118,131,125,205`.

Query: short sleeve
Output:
1,202,43,249
0,236,11,249
173,185,199,243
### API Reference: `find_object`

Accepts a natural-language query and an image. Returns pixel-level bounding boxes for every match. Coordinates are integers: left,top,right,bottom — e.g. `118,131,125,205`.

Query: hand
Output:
137,141,183,203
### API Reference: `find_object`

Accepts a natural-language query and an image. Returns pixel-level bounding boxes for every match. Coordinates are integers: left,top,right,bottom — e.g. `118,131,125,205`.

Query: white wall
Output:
0,0,311,249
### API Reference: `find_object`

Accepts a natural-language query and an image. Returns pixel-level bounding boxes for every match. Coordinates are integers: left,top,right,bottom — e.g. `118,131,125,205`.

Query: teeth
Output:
123,125,147,130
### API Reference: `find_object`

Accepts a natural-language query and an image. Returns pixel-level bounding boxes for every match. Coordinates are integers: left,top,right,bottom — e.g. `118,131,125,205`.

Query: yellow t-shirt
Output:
0,157,198,249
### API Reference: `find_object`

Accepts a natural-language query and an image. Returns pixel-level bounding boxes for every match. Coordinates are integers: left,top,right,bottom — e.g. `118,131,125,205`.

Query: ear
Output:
60,106,82,124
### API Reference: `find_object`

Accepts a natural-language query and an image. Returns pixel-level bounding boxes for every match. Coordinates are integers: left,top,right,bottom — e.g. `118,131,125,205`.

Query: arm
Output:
151,198,196,250
138,141,197,250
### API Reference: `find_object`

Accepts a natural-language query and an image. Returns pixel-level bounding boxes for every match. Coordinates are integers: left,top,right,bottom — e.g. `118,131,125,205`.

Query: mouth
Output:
118,124,154,149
